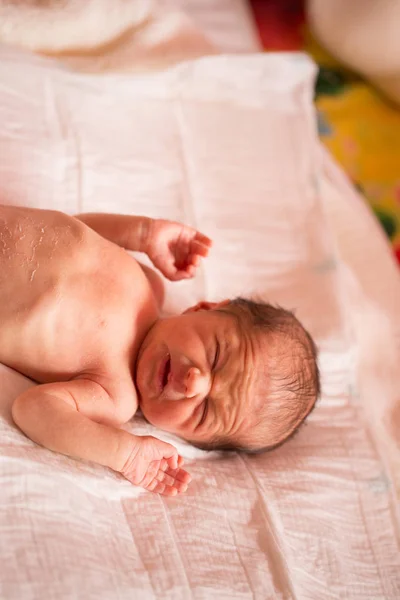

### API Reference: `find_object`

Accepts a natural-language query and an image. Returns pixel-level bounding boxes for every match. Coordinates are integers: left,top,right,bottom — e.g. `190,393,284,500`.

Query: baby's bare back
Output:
0,205,155,395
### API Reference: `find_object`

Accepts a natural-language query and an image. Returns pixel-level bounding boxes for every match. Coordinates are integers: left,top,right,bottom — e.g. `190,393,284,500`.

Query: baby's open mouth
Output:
161,355,171,391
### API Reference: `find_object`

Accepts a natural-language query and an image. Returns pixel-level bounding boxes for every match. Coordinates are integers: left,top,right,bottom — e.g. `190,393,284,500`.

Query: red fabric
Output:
249,0,305,50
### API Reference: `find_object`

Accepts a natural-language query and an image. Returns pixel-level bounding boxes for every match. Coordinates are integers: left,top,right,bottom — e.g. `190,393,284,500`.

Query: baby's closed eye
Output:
212,340,220,370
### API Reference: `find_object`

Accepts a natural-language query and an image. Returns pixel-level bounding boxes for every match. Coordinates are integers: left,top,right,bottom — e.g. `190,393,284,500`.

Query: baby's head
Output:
136,297,320,453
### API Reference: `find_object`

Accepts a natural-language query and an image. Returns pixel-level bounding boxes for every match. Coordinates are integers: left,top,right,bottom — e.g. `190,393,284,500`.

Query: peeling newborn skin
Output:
0,205,157,406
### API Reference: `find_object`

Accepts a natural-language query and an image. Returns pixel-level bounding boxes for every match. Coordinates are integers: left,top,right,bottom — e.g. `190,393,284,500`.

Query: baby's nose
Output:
184,367,210,399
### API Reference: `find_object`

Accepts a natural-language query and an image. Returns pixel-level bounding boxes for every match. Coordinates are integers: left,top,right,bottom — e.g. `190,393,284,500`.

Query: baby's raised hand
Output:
145,219,212,281
120,435,191,496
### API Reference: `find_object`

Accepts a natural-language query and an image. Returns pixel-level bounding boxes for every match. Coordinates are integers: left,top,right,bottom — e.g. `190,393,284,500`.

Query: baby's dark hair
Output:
192,297,320,454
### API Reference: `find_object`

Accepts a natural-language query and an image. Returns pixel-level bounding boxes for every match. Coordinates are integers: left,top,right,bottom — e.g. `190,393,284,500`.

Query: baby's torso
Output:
0,205,158,407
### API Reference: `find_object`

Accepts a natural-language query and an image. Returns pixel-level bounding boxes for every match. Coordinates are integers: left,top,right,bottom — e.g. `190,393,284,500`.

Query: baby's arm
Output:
76,213,151,255
12,380,190,495
76,213,212,281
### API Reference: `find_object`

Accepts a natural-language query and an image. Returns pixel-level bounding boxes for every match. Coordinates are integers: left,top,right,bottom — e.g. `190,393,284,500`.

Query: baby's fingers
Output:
159,467,190,493
147,480,178,496
160,446,179,470
162,261,194,281
168,264,197,282
166,466,191,485
194,231,212,247
156,471,189,493
188,255,201,267
159,458,191,486
190,238,211,258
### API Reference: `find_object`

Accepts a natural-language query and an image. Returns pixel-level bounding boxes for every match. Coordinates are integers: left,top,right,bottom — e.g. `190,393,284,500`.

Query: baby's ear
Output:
183,299,230,314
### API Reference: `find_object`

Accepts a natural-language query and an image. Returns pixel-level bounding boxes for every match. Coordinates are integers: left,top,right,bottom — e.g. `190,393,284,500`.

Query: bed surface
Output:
0,2,399,599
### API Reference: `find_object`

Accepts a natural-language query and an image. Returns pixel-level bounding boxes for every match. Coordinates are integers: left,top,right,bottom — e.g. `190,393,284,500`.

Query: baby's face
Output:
135,303,264,447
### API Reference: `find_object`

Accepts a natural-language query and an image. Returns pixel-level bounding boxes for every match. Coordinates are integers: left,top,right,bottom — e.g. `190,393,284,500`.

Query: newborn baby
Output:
1,205,319,496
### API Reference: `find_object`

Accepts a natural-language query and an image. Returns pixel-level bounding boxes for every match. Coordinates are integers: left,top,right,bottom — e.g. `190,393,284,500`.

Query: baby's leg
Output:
138,262,165,308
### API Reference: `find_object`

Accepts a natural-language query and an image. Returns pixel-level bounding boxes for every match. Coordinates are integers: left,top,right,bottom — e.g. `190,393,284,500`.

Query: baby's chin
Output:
137,398,168,430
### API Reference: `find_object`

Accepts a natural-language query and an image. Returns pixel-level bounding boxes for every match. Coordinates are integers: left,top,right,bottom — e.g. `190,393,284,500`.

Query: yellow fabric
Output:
306,31,400,253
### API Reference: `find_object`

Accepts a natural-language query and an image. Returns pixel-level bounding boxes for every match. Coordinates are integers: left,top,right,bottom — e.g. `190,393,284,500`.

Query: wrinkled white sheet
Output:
0,17,399,600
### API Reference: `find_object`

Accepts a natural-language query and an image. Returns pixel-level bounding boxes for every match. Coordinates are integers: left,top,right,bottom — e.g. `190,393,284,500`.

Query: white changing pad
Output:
0,42,399,600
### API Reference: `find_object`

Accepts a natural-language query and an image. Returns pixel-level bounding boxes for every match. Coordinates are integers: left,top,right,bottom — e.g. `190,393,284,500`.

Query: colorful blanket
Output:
250,0,400,265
